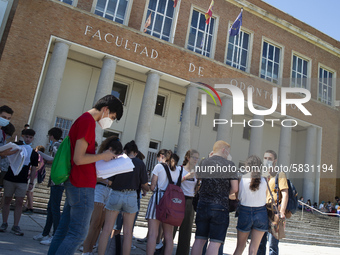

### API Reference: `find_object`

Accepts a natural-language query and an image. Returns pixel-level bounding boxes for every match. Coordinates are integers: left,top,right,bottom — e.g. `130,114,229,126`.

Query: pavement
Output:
0,211,340,255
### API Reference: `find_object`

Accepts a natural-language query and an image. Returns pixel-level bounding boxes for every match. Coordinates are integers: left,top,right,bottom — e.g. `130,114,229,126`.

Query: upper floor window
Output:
226,30,250,72
59,0,74,5
260,41,282,84
291,55,309,88
187,9,215,57
144,0,175,42
95,0,129,24
318,67,334,106
111,82,128,105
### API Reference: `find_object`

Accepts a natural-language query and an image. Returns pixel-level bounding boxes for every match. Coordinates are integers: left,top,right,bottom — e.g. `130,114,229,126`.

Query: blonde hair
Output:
212,140,230,154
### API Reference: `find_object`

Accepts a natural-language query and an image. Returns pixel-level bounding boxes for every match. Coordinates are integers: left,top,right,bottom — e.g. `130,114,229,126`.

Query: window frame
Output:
317,64,336,106
225,23,253,73
179,102,200,127
91,0,133,26
185,5,219,59
259,37,284,85
154,94,167,117
111,81,130,106
290,51,312,90
141,0,180,43
54,116,73,139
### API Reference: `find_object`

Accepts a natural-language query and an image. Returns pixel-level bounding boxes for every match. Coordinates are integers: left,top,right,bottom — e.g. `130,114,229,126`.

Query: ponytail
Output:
165,150,179,171
246,155,262,192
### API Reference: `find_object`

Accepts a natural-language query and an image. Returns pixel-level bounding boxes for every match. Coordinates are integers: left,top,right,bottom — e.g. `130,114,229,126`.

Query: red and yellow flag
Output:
205,0,214,24
144,13,152,32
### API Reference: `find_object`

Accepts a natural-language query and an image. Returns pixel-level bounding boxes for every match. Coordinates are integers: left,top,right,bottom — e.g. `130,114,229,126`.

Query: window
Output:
179,103,200,126
144,0,175,42
291,55,309,88
226,30,250,72
155,95,166,116
187,9,215,57
260,41,282,84
59,0,74,5
95,0,129,24
243,123,251,140
213,113,219,131
54,117,73,138
318,67,334,106
111,82,128,105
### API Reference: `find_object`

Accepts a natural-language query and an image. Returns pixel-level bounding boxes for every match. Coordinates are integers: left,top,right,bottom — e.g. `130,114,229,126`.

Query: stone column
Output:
248,114,264,157
177,84,198,163
93,56,118,145
277,119,292,177
135,71,161,158
216,96,233,143
303,126,317,200
33,40,70,147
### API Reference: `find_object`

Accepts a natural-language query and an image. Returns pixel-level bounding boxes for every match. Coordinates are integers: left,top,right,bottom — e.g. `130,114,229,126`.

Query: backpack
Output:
156,163,185,226
37,164,46,184
275,173,298,214
50,136,71,185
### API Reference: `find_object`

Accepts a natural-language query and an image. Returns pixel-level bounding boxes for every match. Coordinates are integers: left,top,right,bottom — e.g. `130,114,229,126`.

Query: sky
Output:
261,0,340,42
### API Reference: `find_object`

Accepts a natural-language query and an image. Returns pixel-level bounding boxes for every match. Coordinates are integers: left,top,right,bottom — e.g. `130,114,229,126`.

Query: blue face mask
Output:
0,117,9,127
23,140,32,146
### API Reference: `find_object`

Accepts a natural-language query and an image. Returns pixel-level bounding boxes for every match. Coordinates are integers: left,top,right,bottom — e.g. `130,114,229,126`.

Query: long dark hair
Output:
182,149,199,165
164,150,179,171
98,136,122,155
246,155,262,192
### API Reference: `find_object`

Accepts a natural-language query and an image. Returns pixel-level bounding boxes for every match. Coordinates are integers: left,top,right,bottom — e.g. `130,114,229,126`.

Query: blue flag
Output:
229,9,243,36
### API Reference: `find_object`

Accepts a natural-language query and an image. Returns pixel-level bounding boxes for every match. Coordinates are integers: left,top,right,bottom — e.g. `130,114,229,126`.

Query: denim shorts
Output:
237,205,268,232
94,184,111,204
105,190,138,214
195,201,230,243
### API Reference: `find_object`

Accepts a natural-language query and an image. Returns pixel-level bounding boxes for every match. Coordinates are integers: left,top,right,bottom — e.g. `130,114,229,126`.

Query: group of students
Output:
0,96,290,255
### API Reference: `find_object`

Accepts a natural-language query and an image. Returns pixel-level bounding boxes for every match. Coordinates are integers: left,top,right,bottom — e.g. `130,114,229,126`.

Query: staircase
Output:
23,168,340,248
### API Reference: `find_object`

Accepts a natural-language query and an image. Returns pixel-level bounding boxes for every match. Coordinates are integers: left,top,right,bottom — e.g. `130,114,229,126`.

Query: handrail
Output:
298,200,340,235
298,200,339,217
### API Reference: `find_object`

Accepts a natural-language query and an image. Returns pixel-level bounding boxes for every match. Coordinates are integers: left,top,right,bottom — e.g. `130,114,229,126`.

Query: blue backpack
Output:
275,173,298,214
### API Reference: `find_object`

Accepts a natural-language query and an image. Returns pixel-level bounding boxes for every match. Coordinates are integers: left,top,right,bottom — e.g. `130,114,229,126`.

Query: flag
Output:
144,13,152,32
229,9,243,36
205,0,214,25
173,0,178,8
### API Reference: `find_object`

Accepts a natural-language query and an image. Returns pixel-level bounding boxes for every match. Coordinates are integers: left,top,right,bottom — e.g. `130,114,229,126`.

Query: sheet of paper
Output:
0,142,21,152
96,153,135,179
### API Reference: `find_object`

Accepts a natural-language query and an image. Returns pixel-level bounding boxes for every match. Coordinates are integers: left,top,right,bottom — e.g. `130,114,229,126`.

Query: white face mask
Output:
227,153,232,161
263,159,273,168
0,117,9,127
98,111,113,129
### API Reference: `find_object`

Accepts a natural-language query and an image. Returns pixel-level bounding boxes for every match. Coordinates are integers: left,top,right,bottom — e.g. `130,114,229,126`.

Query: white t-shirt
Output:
238,173,267,207
152,163,180,191
180,166,197,197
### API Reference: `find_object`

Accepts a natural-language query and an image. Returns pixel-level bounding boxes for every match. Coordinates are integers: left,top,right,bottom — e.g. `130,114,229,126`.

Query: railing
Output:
298,200,340,235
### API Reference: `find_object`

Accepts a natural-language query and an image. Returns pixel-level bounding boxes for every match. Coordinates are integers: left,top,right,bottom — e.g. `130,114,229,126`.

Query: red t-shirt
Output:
68,112,96,188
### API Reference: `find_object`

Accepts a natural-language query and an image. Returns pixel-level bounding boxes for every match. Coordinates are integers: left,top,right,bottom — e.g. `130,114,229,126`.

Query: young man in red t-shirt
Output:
48,95,123,255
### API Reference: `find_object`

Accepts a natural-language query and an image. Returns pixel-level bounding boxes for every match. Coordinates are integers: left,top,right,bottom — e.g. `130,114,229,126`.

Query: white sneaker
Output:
33,233,48,241
156,240,163,249
40,236,53,245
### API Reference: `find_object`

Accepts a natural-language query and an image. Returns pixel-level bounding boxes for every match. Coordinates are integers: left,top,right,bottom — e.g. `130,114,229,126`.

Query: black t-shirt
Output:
109,157,148,191
5,149,39,183
198,155,238,210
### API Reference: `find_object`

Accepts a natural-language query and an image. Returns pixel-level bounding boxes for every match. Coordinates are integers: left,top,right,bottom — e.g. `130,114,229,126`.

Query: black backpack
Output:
275,173,298,214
